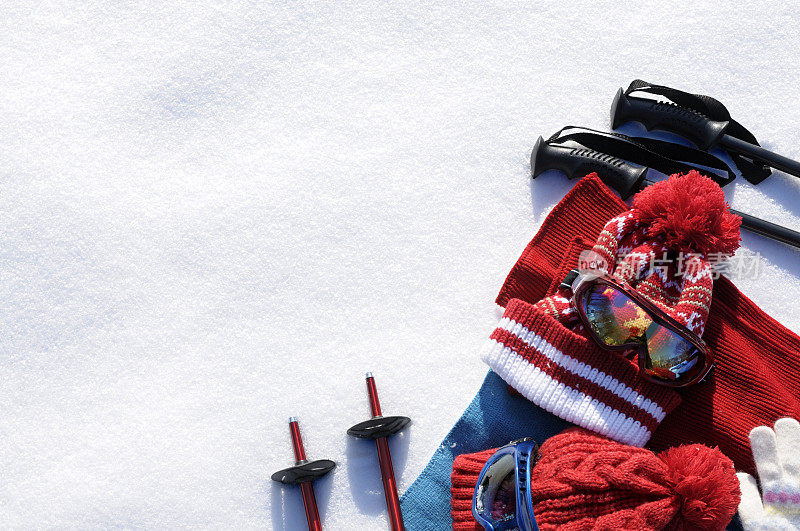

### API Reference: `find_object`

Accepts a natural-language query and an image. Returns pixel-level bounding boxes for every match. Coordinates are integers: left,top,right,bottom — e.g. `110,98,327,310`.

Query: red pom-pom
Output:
659,444,741,530
632,171,741,257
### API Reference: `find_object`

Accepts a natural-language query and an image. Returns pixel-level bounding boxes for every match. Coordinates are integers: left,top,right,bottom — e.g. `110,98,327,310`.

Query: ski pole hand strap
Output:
623,80,772,184
545,126,736,186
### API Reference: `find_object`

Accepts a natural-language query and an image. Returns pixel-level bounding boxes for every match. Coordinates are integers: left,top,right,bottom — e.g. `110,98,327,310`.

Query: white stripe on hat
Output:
494,317,667,421
482,338,652,447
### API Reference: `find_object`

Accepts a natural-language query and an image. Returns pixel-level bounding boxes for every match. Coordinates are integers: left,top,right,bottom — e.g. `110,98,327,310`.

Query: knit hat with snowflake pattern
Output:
481,172,741,446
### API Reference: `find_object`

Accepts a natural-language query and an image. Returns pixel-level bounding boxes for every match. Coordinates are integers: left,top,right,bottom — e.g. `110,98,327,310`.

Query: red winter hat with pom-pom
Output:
585,170,742,336
532,170,742,337
482,172,741,447
450,427,741,531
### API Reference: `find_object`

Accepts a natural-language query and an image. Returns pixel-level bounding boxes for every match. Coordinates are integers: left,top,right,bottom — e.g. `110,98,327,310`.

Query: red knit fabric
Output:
529,429,739,530
487,299,681,445
451,448,494,530
531,172,740,339
496,174,800,475
450,428,740,531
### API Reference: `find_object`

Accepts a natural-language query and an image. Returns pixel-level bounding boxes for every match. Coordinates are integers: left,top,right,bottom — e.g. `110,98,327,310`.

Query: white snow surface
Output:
2,1,800,528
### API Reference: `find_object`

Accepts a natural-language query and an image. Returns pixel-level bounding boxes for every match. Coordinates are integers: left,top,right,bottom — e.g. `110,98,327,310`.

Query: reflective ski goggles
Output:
565,269,713,387
472,438,540,531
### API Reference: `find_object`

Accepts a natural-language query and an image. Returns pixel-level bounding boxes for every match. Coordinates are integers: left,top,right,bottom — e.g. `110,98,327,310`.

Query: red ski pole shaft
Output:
376,438,404,530
300,483,322,531
366,374,382,417
289,418,323,531
366,373,405,531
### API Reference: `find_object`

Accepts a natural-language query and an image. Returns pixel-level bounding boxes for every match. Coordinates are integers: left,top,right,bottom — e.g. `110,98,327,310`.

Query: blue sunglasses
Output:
471,438,540,531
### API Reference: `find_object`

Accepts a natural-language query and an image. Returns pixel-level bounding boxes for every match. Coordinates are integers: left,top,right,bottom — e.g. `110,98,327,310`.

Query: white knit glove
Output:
737,418,800,531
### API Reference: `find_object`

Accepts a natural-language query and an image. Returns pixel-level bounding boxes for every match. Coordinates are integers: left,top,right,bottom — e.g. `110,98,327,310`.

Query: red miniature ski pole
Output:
347,373,410,531
272,418,335,530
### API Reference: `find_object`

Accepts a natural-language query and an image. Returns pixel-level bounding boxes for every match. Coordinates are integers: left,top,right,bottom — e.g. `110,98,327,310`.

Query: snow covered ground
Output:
2,1,799,528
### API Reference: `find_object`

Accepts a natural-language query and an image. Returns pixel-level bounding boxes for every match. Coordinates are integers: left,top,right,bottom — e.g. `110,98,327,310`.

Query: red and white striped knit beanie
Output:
481,172,741,446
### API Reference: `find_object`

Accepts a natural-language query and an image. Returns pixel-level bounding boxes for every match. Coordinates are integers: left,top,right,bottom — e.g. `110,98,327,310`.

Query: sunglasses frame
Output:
472,438,540,531
570,270,713,387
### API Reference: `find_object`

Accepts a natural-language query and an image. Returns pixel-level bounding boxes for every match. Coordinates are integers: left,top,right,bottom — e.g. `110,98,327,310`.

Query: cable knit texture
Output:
451,428,740,531
495,174,800,476
451,448,495,530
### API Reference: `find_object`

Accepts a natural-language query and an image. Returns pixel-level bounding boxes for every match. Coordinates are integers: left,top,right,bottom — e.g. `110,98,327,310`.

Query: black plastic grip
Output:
610,89,729,150
531,136,647,199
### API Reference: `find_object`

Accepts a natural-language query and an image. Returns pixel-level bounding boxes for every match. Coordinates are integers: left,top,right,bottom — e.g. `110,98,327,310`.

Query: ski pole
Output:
531,137,800,249
611,89,800,179
347,373,410,531
272,418,336,530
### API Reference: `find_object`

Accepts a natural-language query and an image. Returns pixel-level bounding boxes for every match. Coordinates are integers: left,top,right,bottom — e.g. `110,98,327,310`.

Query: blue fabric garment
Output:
399,371,569,530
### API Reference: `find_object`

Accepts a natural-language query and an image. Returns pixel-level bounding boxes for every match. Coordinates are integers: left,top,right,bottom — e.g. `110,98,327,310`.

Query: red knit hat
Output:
481,172,740,446
451,428,741,531
534,171,741,337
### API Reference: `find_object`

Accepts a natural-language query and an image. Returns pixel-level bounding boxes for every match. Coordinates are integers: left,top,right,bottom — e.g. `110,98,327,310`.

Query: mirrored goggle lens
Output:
583,284,652,346
582,284,704,382
643,324,704,383
475,453,517,524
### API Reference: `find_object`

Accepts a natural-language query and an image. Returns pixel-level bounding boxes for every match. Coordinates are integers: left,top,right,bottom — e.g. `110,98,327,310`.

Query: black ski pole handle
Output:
611,89,729,150
611,88,800,180
531,135,800,249
531,136,647,199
